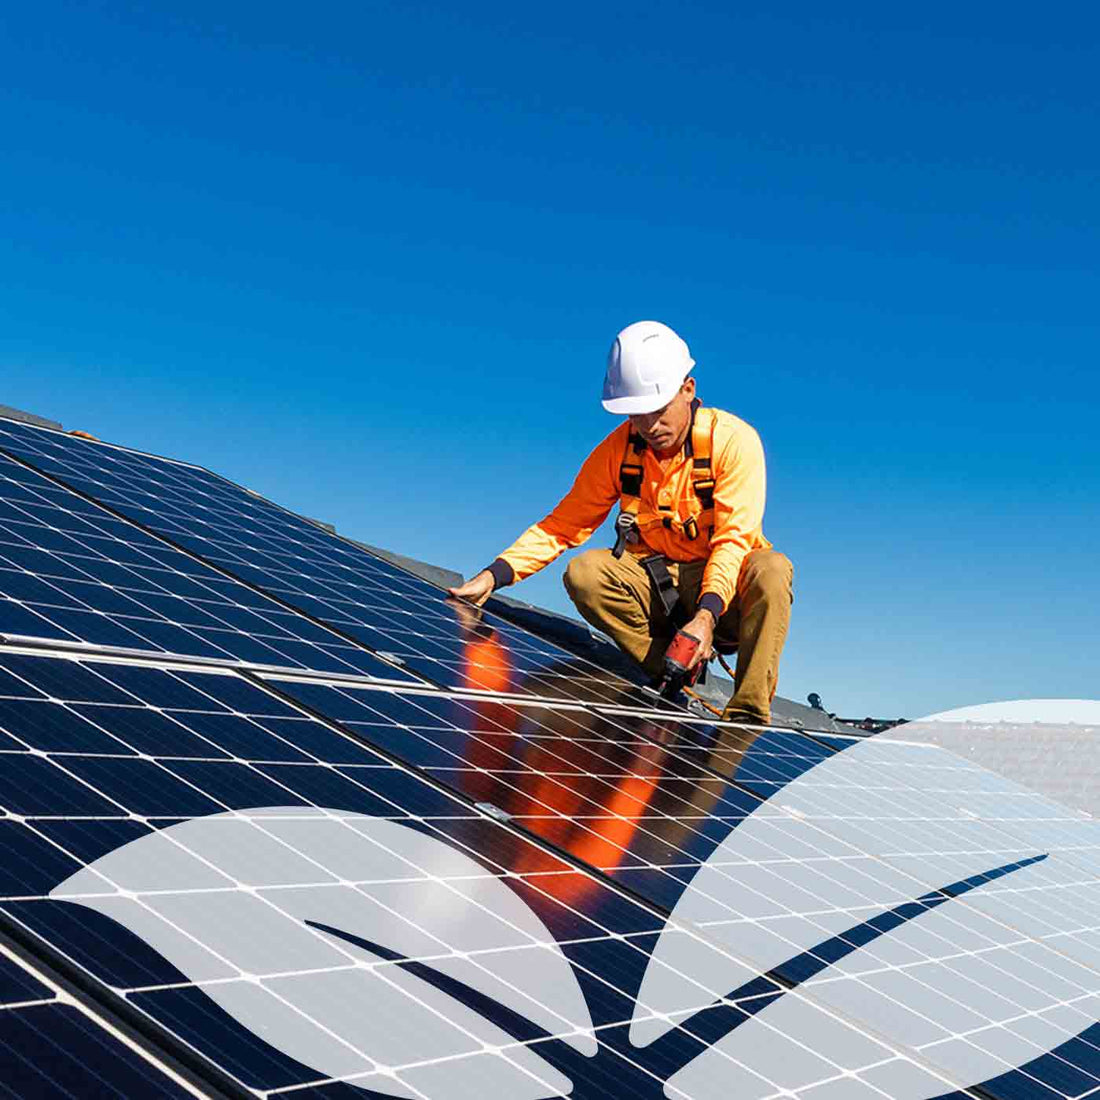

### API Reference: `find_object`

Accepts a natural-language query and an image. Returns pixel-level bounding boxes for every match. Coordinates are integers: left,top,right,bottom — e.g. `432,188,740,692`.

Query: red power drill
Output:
658,630,706,699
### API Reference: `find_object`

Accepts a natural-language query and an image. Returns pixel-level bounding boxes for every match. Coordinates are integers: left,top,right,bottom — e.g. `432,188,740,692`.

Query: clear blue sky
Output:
3,2,1097,718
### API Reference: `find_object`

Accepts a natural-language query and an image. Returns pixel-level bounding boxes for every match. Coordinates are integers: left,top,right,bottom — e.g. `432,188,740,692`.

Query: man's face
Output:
628,378,696,453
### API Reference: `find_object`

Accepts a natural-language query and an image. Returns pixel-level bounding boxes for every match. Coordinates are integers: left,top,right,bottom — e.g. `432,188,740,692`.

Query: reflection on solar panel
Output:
1,411,1099,1100
265,678,833,912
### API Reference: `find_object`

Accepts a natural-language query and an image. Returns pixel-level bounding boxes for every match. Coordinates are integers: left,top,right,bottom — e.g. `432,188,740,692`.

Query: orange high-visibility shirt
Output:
493,404,771,616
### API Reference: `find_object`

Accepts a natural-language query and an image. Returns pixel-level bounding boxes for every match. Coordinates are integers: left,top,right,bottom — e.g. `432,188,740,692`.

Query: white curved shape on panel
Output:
51,807,596,1099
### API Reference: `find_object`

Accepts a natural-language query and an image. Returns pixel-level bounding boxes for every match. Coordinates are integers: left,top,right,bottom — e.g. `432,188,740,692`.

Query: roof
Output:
882,713,1100,817
0,405,62,431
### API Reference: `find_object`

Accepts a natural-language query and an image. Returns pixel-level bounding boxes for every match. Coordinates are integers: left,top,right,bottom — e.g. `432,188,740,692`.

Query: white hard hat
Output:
601,321,695,415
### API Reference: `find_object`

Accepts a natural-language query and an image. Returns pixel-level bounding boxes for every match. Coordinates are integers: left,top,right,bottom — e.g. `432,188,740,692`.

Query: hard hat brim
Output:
602,393,677,415
601,363,694,415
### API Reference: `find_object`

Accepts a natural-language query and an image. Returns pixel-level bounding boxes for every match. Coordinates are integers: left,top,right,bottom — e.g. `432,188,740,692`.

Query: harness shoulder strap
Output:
690,407,716,512
618,431,647,500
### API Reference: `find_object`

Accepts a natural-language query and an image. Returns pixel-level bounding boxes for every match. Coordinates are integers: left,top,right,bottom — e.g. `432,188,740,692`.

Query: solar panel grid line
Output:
0,656,458,823
0,419,212,473
586,704,849,787
735,752,1100,1099
769,787,1100,937
918,992,1100,1099
188,668,888,951
69,854,575,1100
0,419,682,711
0,445,421,686
0,651,620,1091
0,646,349,770
292,682,1091,1078
799,920,1100,1023
779,747,1099,852
249,675,820,904
0,638,730,893
266,681,1010,996
258,673,839,794
234,953,946,1100
0,943,60,1012
260,674,838,849
236,669,763,937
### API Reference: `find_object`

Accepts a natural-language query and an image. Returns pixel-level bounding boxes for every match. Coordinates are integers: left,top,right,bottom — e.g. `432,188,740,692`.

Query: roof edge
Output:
0,405,63,431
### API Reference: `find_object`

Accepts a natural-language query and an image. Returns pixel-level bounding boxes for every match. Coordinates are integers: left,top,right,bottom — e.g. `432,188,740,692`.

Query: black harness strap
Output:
641,554,681,620
620,463,644,496
619,432,647,497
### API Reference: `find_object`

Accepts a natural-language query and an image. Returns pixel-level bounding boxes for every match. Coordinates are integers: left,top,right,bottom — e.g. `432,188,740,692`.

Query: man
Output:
449,320,792,725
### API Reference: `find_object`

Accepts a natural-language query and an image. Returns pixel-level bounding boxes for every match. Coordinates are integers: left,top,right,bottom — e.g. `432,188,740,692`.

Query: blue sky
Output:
2,1,1097,717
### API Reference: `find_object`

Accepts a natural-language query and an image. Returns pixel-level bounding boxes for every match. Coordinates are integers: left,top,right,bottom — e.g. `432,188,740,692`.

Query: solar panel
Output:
0,419,675,709
0,450,419,684
1,648,1097,1097
255,675,1100,1098
0,648,813,1100
0,413,1098,1100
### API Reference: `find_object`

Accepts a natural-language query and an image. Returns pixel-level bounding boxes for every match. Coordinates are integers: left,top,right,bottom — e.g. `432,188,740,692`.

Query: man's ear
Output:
681,376,697,399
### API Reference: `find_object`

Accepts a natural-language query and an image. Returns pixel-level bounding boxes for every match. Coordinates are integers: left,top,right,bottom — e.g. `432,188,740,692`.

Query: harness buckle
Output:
611,512,640,560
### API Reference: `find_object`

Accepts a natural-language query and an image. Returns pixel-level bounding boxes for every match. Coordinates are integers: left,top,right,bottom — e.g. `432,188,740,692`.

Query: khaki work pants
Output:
563,548,793,723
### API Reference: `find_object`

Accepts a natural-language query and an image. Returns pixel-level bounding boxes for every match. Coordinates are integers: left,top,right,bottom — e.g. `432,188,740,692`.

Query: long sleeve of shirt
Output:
698,417,768,615
493,425,627,584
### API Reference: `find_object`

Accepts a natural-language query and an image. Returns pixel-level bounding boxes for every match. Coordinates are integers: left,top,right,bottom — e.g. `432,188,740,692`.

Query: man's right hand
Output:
447,569,495,607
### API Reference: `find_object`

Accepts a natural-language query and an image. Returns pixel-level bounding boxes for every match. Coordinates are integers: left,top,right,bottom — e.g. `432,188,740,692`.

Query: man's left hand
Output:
680,610,716,669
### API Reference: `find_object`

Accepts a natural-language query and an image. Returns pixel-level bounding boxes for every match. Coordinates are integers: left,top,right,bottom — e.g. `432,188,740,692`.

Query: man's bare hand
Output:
680,610,716,669
447,569,495,608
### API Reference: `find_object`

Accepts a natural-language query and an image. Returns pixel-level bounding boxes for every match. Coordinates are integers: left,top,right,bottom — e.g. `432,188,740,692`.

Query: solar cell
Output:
0,950,52,1006
0,450,419,684
0,418,674,709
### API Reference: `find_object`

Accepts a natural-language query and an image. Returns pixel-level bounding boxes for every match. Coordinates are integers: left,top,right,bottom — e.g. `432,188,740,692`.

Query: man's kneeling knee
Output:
563,550,607,609
744,551,793,603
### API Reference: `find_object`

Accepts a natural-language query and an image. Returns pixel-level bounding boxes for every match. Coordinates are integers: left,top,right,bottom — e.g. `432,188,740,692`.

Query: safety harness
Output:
611,402,717,622
618,401,716,542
